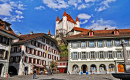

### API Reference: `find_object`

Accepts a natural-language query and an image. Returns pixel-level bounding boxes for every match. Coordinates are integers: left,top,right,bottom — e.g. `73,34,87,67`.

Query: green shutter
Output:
86,52,88,59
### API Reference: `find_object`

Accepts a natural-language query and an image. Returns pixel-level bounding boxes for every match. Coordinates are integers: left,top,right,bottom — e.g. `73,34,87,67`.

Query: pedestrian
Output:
48,67,50,76
90,67,92,74
33,69,37,79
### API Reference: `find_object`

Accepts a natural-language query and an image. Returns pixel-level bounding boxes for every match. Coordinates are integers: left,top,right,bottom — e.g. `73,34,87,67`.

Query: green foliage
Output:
50,60,57,68
59,44,68,57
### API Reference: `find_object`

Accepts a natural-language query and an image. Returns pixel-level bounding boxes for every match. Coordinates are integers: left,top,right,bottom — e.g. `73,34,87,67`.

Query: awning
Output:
33,64,44,68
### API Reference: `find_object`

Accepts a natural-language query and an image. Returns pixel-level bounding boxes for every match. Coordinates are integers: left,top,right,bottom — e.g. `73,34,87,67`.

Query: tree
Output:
59,44,68,57
50,60,57,68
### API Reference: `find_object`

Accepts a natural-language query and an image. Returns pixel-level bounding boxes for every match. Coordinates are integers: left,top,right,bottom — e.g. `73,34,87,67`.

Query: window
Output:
90,41,94,47
31,40,35,45
115,31,119,35
81,42,85,48
42,38,45,43
2,37,6,44
73,52,77,59
82,52,86,59
125,40,129,46
73,42,77,48
117,51,122,58
91,52,95,58
116,40,120,46
107,41,111,47
5,25,8,30
99,41,103,47
100,51,104,58
108,51,113,58
127,51,130,58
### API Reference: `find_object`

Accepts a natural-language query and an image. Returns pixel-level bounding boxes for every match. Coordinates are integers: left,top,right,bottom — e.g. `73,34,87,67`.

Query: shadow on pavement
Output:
102,77,113,80
39,78,65,80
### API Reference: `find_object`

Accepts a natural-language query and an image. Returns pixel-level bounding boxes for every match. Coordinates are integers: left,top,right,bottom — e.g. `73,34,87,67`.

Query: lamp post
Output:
120,39,128,73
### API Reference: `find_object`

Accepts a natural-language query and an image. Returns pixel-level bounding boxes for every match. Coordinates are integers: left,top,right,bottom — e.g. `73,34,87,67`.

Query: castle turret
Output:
55,16,60,36
76,16,80,27
62,11,67,36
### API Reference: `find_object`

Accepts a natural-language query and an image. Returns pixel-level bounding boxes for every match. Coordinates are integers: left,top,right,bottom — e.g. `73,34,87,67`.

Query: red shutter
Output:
46,46,47,50
48,54,49,58
24,56,27,63
33,58,35,64
25,47,27,52
45,61,46,65
63,62,66,65
57,63,59,66
43,45,44,49
50,54,51,59
42,60,44,65
45,53,46,58
37,51,39,56
60,62,62,66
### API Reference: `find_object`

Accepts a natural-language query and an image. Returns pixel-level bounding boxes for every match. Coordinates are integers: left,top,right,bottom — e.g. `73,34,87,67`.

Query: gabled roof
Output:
0,19,18,38
66,29,130,40
57,57,68,62
73,27,90,32
13,33,61,52
58,11,77,24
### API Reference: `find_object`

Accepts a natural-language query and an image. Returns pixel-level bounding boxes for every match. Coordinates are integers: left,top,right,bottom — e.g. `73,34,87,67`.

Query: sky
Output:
0,0,130,35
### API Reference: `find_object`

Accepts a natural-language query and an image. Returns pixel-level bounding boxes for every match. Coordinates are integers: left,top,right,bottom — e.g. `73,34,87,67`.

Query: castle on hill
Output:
55,11,80,40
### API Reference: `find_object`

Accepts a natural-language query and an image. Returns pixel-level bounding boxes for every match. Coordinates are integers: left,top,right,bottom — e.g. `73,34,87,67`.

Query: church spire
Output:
76,16,79,22
63,11,67,16
56,16,59,21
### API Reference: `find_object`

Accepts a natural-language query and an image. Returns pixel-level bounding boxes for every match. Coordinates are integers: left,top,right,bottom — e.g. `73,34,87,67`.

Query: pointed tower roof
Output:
63,11,67,16
48,30,51,35
56,16,60,21
76,16,79,22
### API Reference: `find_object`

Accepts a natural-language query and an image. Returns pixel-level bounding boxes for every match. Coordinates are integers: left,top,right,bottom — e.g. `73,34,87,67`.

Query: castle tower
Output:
55,16,59,36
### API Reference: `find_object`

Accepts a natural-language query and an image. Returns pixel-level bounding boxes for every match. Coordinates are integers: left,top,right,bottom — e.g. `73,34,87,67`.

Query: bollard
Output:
7,73,8,78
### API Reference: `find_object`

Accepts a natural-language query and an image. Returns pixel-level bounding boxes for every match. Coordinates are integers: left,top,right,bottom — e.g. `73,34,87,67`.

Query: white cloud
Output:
17,4,24,10
42,0,69,9
0,3,12,16
15,10,23,14
78,13,91,19
68,0,77,7
86,18,116,30
95,0,116,12
78,13,91,24
85,0,95,3
78,4,86,10
81,20,88,24
34,6,45,10
78,0,82,3
0,1,25,22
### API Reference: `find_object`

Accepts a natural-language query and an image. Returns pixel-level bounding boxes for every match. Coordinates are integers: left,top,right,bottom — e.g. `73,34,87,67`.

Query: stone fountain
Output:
112,40,130,80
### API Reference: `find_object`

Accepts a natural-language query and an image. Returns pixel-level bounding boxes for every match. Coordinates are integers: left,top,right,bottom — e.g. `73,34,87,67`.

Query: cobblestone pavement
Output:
1,74,120,80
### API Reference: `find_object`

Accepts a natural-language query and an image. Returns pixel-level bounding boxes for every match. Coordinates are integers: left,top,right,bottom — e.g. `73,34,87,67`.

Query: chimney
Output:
30,31,33,35
19,32,21,36
105,27,108,30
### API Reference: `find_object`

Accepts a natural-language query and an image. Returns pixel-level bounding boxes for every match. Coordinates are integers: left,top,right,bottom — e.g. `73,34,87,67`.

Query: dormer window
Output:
89,31,93,36
114,31,119,35
5,25,8,30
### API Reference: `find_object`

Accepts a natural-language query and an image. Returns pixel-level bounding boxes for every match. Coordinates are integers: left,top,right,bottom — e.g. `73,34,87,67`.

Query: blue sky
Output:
0,0,130,35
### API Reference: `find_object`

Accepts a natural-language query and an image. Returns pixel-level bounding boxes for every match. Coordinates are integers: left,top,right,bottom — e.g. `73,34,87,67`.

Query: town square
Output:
0,0,130,80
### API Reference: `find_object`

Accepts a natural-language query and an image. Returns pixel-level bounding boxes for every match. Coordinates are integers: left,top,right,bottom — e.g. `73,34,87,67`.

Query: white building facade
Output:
9,33,61,75
55,11,80,40
66,28,130,74
0,19,18,77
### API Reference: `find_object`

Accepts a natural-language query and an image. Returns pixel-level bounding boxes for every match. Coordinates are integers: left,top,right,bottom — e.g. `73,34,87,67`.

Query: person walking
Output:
48,67,51,76
33,69,37,79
